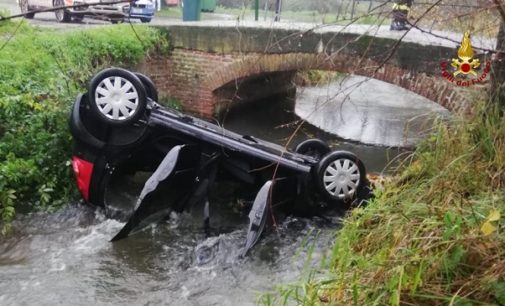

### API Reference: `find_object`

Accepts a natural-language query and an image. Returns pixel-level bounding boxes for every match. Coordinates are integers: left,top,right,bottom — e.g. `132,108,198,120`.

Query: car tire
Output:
19,0,35,19
354,178,374,206
88,68,148,126
54,0,71,22
315,151,366,203
140,18,152,23
111,19,123,24
69,94,106,149
295,138,330,160
134,72,158,102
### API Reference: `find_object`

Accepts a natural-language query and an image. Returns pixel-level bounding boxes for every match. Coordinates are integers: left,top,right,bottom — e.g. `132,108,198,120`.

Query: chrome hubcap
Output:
94,76,139,121
323,158,360,199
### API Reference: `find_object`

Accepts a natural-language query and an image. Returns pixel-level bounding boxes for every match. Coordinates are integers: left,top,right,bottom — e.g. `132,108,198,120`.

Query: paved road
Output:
0,0,496,51
0,0,235,28
1,0,115,27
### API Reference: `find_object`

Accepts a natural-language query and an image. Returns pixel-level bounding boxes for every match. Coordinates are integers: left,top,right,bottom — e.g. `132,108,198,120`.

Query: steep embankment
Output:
0,21,168,231
263,103,504,305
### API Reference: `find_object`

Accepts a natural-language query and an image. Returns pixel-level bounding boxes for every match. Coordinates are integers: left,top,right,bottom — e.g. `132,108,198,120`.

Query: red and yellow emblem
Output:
451,31,480,77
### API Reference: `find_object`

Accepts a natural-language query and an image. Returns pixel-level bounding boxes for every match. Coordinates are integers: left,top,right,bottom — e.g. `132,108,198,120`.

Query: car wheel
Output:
354,178,374,206
315,151,366,203
140,18,151,23
19,0,35,19
88,68,147,126
295,138,330,160
54,0,71,22
135,73,158,102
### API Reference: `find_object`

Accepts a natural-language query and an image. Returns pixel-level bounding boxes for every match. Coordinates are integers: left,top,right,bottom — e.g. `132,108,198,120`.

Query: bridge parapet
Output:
139,23,490,118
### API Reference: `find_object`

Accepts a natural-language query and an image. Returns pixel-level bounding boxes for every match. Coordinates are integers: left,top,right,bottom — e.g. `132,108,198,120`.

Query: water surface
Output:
0,77,444,305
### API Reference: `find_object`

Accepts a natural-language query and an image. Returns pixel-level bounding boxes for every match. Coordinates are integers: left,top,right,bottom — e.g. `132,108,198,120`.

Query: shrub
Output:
0,21,168,231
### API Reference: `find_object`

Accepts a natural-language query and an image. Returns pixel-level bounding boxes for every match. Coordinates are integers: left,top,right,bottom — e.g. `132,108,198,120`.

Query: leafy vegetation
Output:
261,101,505,305
293,70,345,87
159,96,182,110
156,7,183,19
0,21,168,232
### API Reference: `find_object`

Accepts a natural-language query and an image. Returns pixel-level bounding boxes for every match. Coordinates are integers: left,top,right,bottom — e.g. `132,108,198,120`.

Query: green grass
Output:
212,6,348,23
156,5,387,24
159,95,182,110
293,70,346,87
156,7,182,18
0,21,168,232
261,101,505,305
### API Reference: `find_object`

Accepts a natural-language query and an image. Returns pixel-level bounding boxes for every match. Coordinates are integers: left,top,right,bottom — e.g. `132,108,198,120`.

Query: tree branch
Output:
375,0,444,73
493,0,505,22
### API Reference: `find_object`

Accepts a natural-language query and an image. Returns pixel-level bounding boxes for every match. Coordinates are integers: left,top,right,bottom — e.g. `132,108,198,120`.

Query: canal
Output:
0,75,449,305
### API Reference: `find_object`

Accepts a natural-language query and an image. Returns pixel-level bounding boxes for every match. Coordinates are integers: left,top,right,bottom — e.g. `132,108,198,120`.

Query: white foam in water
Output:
1,201,338,305
47,250,66,272
72,219,124,254
181,285,191,299
193,230,246,268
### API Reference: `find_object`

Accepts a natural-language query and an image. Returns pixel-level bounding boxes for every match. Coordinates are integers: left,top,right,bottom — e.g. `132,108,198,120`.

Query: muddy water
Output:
0,78,444,305
0,201,339,305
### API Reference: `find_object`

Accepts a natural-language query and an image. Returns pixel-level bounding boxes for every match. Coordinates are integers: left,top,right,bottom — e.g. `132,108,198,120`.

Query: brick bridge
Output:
139,22,492,119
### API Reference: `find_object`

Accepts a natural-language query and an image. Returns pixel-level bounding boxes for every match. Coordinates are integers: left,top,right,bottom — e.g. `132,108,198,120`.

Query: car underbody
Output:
69,68,373,255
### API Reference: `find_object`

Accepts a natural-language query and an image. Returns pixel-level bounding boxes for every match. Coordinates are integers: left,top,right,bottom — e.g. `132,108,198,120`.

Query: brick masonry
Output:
137,26,481,119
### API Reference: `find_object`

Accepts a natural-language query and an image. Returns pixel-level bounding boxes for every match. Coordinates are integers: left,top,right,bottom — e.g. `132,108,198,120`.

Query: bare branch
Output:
493,0,505,22
375,0,444,73
0,19,24,52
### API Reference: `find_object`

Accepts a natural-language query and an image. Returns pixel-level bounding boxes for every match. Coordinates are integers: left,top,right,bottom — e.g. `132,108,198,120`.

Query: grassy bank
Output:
262,102,505,305
0,21,167,231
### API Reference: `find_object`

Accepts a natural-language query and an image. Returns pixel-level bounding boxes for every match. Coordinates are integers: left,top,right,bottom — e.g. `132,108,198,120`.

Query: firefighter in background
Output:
390,0,413,31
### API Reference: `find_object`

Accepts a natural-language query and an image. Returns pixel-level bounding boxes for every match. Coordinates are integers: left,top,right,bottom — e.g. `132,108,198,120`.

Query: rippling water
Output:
0,201,340,306
0,77,442,305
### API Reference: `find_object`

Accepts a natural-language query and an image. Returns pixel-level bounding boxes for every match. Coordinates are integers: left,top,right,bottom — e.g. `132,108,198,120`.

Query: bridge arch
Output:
203,53,469,117
139,24,491,119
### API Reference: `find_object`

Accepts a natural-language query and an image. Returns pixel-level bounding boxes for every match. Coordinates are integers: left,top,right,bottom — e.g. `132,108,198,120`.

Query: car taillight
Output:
72,156,94,202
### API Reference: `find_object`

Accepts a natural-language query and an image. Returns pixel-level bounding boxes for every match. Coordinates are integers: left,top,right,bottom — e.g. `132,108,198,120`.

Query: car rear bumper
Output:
128,6,155,18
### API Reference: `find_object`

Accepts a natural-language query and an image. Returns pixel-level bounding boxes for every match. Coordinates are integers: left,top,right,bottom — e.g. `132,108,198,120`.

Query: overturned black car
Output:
69,68,372,255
